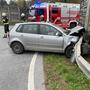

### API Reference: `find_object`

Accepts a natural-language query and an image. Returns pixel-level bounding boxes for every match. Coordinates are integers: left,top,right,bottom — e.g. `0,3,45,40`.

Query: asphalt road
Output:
0,26,45,90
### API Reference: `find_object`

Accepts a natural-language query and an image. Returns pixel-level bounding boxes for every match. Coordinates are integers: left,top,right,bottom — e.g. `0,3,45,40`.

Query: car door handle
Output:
20,35,24,37
40,36,44,39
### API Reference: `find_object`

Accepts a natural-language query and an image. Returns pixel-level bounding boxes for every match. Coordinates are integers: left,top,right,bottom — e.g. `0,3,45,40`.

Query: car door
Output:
19,24,39,50
38,24,64,52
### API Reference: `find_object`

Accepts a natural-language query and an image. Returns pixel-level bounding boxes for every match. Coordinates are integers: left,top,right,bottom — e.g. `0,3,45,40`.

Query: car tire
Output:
65,45,74,58
11,42,24,54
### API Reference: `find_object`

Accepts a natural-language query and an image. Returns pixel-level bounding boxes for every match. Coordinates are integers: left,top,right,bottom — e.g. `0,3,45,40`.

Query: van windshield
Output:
37,9,44,16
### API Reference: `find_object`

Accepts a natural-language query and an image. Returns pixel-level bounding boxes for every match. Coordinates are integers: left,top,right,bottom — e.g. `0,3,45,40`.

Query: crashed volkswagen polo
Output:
8,22,85,58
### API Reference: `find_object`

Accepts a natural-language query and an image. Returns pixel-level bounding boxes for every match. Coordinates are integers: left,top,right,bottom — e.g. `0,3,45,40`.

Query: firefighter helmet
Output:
2,12,6,17
21,13,25,17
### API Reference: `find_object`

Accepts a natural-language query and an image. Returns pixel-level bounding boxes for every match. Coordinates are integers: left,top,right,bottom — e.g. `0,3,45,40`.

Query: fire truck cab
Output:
28,3,47,22
28,2,80,28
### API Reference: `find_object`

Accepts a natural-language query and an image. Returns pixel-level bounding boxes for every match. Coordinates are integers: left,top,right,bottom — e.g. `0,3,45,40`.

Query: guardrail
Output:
73,37,90,79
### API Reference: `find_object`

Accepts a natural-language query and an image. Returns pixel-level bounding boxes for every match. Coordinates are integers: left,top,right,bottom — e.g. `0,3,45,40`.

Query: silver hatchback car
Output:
9,22,84,57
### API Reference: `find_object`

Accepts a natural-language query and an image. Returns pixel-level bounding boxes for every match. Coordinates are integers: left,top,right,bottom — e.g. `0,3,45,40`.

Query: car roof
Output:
15,22,52,25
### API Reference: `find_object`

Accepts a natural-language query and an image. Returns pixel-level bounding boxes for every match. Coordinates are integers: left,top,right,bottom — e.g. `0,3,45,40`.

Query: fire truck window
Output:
52,8,58,14
37,9,44,16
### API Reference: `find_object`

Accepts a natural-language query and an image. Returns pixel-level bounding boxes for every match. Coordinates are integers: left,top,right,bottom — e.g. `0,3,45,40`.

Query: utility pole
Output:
85,0,90,31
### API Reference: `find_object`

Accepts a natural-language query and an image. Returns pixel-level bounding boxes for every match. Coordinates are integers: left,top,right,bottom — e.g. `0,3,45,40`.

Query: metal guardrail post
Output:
74,37,90,79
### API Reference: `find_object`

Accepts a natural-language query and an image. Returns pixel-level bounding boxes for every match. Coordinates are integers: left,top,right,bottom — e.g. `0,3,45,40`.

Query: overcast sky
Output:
6,0,30,4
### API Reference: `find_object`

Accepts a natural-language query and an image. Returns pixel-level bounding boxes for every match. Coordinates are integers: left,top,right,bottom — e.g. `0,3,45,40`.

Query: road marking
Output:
28,52,38,90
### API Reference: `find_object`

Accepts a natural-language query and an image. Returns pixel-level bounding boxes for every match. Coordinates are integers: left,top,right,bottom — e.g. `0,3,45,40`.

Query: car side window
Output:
22,24,38,34
40,25,62,36
16,25,23,32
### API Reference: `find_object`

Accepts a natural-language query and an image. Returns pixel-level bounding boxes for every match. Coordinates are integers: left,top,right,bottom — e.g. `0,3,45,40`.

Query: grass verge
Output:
44,53,90,90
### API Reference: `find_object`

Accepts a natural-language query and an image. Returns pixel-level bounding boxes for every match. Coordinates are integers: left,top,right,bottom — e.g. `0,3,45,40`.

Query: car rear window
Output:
16,25,23,32
22,24,38,34
16,24,38,34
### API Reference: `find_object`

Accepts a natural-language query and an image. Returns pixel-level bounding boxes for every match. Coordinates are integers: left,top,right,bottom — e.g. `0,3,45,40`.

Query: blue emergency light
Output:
34,0,42,5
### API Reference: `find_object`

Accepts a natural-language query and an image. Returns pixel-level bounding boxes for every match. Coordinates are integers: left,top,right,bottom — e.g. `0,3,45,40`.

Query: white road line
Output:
28,52,38,90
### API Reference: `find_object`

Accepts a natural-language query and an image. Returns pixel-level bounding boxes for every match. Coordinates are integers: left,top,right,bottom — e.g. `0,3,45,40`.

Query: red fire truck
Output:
28,2,80,28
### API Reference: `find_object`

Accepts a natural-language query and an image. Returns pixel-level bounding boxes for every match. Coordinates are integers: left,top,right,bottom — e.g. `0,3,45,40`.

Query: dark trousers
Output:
4,24,9,33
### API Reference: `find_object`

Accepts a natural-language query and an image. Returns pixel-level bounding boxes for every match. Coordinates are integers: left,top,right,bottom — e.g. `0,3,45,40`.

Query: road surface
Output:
0,26,45,90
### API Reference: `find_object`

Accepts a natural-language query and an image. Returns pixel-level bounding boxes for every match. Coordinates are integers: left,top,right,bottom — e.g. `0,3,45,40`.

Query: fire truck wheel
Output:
70,22,77,29
65,45,74,58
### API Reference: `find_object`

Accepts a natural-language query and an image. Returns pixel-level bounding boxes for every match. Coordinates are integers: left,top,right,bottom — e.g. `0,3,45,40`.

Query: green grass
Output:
44,53,90,90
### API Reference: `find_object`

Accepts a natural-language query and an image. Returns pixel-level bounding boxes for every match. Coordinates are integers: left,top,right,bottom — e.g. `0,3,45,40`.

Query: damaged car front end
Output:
65,26,85,57
68,25,90,55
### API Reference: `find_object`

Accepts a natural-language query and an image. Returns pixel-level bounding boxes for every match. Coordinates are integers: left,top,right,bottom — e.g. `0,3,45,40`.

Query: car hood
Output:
69,26,85,35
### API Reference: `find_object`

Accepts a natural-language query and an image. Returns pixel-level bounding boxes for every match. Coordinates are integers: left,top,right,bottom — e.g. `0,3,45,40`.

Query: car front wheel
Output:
11,42,24,54
65,45,74,58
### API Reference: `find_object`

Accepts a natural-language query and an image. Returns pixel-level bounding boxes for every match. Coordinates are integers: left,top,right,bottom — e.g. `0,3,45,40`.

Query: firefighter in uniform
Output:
2,13,9,38
32,16,36,22
21,13,26,22
40,15,44,22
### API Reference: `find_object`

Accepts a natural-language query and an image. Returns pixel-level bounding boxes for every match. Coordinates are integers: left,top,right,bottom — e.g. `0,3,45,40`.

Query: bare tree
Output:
0,0,7,7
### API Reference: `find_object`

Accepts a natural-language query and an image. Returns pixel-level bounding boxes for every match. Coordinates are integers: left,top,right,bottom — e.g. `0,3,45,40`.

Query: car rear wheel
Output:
65,45,74,58
11,42,24,54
